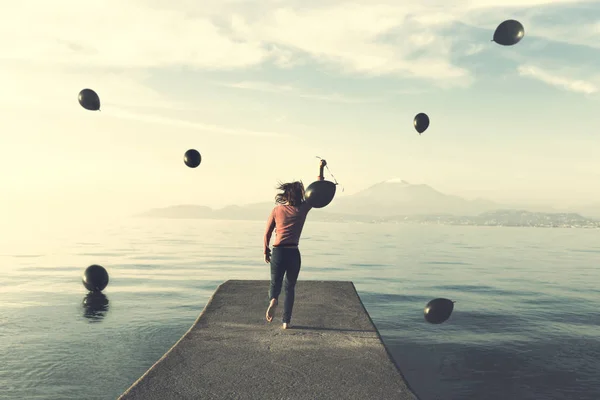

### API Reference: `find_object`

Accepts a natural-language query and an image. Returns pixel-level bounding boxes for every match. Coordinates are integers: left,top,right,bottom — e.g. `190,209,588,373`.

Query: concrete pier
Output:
118,280,418,400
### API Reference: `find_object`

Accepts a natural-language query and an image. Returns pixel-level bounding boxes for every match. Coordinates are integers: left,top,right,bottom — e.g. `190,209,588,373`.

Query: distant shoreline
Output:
136,180,600,226
135,214,600,229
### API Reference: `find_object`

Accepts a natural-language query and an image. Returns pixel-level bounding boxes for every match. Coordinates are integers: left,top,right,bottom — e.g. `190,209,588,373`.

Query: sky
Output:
1,0,600,224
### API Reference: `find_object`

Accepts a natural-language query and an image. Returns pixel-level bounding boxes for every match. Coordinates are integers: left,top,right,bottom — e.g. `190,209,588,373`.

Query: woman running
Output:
263,159,326,329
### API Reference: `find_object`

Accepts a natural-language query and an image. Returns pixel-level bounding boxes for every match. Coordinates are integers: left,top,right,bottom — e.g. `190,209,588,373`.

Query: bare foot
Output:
282,323,291,329
266,299,278,322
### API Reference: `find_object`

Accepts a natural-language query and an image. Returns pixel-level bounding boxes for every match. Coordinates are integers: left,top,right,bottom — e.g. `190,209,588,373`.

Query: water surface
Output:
1,219,598,400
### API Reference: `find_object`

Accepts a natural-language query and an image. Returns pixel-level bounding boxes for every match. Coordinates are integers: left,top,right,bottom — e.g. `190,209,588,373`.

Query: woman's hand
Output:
318,159,327,181
264,252,271,263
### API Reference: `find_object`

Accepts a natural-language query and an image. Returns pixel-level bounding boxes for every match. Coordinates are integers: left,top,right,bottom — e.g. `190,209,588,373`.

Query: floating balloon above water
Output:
78,89,100,111
492,20,525,46
414,113,429,135
305,159,337,209
82,264,109,292
184,149,201,168
424,298,455,324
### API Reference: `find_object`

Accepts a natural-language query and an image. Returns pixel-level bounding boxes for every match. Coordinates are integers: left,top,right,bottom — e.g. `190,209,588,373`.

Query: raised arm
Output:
303,159,328,213
318,159,326,181
263,208,276,255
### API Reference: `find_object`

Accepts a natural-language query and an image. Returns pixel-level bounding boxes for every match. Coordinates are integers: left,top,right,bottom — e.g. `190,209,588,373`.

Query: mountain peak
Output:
384,178,410,184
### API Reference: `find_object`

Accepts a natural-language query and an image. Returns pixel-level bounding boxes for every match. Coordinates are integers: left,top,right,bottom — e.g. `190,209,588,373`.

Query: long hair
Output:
275,181,305,206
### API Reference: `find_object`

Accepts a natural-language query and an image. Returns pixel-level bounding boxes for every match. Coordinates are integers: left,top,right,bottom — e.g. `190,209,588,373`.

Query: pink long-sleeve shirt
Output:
263,202,313,254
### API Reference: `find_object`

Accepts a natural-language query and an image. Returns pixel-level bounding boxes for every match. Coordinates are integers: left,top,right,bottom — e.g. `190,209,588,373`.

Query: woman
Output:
263,159,326,329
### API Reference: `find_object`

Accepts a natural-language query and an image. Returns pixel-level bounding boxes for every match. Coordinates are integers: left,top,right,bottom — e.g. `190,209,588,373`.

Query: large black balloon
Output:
78,89,100,111
424,298,455,324
82,264,109,292
305,180,336,208
184,149,201,168
492,20,525,46
414,113,429,134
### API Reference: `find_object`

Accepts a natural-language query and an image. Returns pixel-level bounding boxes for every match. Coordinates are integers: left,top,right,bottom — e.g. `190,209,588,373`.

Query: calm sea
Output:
1,218,599,400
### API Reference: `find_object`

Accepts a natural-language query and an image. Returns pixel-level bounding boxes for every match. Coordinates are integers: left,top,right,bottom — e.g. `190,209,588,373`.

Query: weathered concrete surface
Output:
119,280,419,400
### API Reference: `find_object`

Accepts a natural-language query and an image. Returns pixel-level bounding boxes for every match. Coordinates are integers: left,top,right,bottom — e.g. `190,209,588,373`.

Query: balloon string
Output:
315,156,344,193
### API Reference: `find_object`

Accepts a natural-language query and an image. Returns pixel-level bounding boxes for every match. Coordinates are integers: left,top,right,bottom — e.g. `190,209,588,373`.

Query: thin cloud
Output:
517,65,598,94
230,5,472,86
0,1,477,87
465,0,586,9
0,64,188,111
0,0,596,89
464,44,485,56
533,21,600,50
0,2,270,70
0,64,289,138
215,80,386,103
104,109,290,138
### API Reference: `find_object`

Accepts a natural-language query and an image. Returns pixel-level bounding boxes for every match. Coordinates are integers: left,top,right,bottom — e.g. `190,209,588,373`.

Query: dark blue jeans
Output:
268,247,301,324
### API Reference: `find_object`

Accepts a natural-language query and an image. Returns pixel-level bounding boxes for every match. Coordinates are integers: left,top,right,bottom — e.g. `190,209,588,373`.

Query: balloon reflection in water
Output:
82,292,109,322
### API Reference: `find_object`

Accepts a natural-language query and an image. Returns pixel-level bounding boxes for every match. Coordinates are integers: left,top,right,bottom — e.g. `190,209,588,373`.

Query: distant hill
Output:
137,180,565,221
572,203,600,219
138,203,272,220
325,179,503,217
381,209,598,227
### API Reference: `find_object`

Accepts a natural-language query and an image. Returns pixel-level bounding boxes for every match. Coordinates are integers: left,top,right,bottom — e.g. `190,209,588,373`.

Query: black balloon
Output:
414,113,429,134
492,20,525,46
78,89,100,111
82,264,109,292
305,180,336,208
424,298,455,324
184,149,201,168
